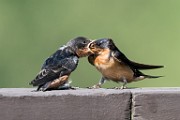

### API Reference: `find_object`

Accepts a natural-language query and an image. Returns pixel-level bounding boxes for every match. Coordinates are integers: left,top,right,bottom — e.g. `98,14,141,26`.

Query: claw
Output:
114,86,127,90
58,85,79,90
88,84,101,89
69,86,79,90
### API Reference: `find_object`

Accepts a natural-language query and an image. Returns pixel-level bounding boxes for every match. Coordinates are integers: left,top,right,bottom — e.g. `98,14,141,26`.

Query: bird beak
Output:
87,40,95,53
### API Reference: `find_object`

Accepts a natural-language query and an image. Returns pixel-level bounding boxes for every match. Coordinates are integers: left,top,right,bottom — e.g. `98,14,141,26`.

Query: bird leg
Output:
58,82,72,90
120,78,127,89
57,77,80,90
58,81,79,90
89,77,106,89
114,77,127,89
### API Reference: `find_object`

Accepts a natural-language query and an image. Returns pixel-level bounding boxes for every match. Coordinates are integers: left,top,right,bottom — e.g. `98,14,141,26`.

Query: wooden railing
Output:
0,88,180,120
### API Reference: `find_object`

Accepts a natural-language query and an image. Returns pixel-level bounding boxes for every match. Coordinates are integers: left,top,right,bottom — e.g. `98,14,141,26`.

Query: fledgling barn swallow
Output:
88,38,163,89
30,36,92,91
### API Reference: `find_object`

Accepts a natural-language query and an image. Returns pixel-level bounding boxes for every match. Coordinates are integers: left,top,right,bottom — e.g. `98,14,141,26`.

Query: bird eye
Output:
83,40,87,44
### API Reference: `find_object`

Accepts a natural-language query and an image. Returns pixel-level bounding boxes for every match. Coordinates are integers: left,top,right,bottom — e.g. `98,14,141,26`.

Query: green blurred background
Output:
0,0,179,88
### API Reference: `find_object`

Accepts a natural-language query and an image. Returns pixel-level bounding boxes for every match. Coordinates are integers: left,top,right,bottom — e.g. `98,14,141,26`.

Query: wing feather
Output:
88,54,96,66
112,50,163,70
30,46,78,86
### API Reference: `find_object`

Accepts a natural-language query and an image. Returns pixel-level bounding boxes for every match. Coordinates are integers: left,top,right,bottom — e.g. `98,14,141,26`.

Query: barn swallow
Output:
30,36,92,91
88,38,163,89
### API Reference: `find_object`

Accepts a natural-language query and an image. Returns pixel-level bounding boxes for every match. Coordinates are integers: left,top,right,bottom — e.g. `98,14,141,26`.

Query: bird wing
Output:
112,49,163,70
112,49,132,65
30,46,79,86
88,54,96,66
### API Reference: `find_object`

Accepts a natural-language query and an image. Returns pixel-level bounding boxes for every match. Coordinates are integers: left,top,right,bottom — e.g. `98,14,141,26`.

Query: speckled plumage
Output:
30,37,91,91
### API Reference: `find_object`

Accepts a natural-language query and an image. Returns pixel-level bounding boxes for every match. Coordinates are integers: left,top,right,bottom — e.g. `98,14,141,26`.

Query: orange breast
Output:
94,49,134,82
49,75,69,88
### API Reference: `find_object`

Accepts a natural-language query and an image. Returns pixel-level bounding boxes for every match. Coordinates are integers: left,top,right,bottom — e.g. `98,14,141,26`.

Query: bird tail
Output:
29,78,41,86
143,75,164,79
130,61,164,70
135,70,164,80
29,71,58,86
30,77,50,86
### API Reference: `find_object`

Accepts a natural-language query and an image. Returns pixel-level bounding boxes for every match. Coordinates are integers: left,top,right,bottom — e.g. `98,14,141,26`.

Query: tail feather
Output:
30,72,58,86
135,70,164,79
144,75,164,79
130,61,164,70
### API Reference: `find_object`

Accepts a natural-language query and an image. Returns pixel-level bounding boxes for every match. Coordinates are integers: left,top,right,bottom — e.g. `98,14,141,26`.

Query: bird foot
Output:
31,89,39,92
31,88,47,92
58,86,79,90
69,86,79,90
114,86,127,90
88,84,101,89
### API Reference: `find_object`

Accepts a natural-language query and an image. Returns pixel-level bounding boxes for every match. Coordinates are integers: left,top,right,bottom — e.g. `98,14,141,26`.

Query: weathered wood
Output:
0,88,180,120
132,88,180,120
0,88,131,120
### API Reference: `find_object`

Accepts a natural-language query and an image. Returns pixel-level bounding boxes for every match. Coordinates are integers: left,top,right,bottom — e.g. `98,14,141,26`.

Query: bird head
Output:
66,36,93,57
88,38,115,54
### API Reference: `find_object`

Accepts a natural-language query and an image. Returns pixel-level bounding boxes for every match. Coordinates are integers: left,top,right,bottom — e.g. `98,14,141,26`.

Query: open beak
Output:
87,40,96,54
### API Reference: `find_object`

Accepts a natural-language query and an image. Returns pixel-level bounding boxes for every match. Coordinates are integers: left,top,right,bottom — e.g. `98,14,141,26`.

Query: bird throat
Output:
94,49,113,69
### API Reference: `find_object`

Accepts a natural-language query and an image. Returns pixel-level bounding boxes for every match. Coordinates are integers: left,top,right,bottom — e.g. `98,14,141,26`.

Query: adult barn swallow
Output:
88,38,163,89
30,36,91,91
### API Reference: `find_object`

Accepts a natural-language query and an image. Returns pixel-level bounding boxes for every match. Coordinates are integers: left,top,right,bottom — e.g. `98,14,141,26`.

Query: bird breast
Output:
94,53,134,82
